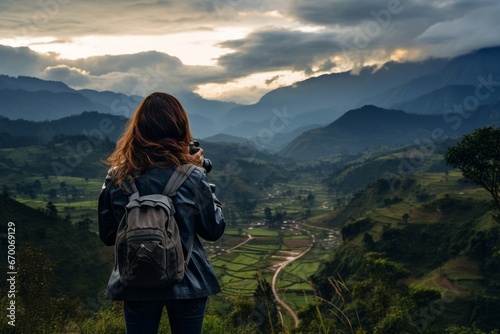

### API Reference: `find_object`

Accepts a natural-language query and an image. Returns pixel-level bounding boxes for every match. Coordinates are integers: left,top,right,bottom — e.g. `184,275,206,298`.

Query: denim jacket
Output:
98,166,225,301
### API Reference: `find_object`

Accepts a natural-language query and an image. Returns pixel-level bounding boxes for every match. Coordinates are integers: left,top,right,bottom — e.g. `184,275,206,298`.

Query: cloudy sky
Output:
1,0,499,104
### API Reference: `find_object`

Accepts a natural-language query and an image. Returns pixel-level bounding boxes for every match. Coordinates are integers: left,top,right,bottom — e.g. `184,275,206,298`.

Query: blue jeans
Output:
123,297,208,334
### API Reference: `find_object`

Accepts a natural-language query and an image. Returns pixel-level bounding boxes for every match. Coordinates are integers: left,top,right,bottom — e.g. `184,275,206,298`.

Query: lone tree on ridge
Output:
444,126,500,218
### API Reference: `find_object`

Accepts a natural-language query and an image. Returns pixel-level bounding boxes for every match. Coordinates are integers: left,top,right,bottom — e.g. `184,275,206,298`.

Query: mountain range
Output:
220,46,500,137
280,104,500,159
1,45,499,156
0,74,239,138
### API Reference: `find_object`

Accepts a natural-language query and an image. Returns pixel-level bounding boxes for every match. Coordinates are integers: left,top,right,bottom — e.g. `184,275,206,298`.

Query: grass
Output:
206,224,340,318
252,173,333,221
281,290,316,312
410,256,486,297
3,171,103,227
243,228,280,237
406,255,487,330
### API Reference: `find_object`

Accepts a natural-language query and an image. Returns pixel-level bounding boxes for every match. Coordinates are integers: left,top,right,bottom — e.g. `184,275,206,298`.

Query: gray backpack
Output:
114,164,197,288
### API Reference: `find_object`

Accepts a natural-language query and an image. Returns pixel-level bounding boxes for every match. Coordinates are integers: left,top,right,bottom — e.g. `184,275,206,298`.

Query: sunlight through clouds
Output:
23,28,250,64
195,70,311,104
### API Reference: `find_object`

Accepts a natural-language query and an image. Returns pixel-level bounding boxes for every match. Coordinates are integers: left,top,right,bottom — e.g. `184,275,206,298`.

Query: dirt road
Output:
271,230,315,327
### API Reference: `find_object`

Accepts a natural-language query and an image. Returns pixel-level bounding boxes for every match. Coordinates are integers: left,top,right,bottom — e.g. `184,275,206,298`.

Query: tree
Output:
363,232,375,250
33,179,42,193
234,192,257,223
228,295,258,332
253,271,281,334
17,245,55,333
273,209,286,226
47,188,58,199
264,207,272,224
46,201,58,218
445,127,500,215
352,253,410,326
445,326,500,334
77,218,92,230
306,191,315,207
2,185,10,197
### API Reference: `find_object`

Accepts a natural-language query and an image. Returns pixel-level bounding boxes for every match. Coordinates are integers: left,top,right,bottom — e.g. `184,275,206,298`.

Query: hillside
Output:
0,89,108,121
0,194,112,300
0,111,128,145
310,167,500,331
280,104,500,160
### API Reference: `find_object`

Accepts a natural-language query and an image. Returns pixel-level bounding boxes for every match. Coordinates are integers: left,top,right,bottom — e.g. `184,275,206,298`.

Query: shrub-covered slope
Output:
310,169,500,331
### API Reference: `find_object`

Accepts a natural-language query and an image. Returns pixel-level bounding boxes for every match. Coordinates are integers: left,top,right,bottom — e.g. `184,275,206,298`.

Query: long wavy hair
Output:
105,92,198,187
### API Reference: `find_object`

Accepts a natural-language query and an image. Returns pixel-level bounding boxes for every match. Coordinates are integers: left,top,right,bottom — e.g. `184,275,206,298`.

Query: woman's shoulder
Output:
184,164,207,186
148,164,204,178
187,164,206,177
147,164,206,187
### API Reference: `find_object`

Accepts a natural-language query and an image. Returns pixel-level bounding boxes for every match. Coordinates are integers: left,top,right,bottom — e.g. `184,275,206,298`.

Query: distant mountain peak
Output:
0,74,73,93
330,105,406,128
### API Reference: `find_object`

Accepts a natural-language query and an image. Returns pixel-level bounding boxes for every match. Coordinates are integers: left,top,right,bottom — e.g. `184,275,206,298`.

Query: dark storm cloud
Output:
286,0,500,57
217,28,340,76
69,52,184,76
0,44,228,95
66,51,230,86
0,45,53,76
0,0,201,38
289,0,391,26
278,0,500,69
0,0,275,39
41,65,92,86
265,75,280,85
288,0,496,27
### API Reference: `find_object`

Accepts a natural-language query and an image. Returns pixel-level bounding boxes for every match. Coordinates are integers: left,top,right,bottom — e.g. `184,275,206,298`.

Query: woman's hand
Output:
192,148,204,167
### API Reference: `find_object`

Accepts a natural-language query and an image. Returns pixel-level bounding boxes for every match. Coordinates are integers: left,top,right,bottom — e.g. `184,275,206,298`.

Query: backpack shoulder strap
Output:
123,175,140,200
162,164,198,196
162,164,198,267
184,235,195,269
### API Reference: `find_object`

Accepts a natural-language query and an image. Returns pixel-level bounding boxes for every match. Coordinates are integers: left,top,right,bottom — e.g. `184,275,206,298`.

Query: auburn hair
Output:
105,92,198,187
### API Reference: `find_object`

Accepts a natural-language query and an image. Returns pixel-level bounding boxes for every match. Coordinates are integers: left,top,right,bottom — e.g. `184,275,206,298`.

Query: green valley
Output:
1,128,499,333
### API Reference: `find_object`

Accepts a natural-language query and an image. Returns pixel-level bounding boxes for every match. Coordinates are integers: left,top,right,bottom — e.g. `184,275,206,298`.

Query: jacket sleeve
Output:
98,174,119,246
193,172,226,241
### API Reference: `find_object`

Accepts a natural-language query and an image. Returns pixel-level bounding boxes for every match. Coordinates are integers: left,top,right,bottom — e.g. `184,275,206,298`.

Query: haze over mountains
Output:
1,46,499,157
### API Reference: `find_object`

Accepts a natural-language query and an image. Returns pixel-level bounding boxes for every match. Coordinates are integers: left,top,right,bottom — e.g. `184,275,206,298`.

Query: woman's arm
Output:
193,172,226,241
98,176,119,246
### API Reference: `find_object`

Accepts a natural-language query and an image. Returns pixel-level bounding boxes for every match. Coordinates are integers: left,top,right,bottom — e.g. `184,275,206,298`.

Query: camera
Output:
189,140,213,173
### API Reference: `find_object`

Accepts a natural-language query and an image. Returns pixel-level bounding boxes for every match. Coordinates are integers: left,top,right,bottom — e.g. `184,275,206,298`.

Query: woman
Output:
98,92,225,334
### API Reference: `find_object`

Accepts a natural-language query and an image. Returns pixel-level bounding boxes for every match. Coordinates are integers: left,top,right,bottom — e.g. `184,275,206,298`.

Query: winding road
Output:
222,223,339,328
225,233,254,253
270,230,315,327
